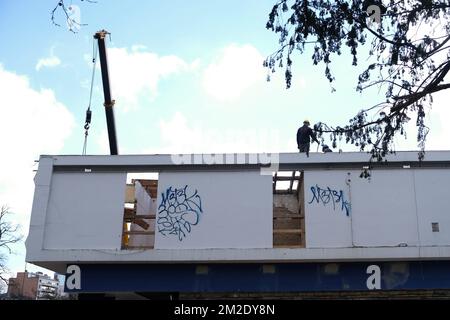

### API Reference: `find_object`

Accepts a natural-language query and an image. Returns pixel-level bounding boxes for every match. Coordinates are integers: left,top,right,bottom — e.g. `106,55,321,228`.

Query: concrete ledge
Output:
27,246,450,272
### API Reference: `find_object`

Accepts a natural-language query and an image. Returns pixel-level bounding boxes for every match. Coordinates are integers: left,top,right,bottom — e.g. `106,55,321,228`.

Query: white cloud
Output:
93,128,130,155
35,48,61,71
422,91,450,150
202,44,266,101
131,44,147,52
103,47,194,111
202,44,306,103
0,64,74,243
145,111,288,155
96,129,110,154
391,84,450,152
36,56,61,71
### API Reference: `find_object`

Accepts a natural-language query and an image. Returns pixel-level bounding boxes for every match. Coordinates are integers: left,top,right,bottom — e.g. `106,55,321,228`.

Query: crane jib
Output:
94,30,119,156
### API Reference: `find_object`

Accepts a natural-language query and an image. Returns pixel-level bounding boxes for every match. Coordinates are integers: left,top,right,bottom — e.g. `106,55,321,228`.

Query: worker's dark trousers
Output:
299,143,310,157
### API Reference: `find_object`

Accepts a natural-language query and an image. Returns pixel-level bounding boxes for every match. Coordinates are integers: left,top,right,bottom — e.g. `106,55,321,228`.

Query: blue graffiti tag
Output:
308,184,351,216
157,185,203,241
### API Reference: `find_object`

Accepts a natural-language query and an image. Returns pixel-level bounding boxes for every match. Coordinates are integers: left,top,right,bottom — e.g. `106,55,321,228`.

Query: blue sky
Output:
0,0,449,284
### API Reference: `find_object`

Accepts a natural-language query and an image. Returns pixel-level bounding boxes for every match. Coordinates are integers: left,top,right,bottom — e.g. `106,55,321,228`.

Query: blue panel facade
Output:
64,261,450,293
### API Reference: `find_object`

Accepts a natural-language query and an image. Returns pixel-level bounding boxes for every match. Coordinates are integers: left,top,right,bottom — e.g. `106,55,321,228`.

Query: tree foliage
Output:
265,0,450,161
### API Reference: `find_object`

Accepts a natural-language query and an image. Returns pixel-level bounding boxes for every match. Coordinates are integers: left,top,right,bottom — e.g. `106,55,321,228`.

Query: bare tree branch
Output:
51,0,94,33
266,0,450,163
0,206,22,286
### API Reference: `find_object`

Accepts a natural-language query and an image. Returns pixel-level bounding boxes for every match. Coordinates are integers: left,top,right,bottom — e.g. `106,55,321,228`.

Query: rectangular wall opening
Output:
273,171,305,248
122,173,159,250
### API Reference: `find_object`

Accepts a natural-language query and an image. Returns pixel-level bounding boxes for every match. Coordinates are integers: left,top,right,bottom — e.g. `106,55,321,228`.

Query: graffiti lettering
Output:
308,184,351,216
157,185,203,241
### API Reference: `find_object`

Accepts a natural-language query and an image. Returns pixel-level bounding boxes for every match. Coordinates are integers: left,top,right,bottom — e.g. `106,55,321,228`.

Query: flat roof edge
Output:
37,151,450,170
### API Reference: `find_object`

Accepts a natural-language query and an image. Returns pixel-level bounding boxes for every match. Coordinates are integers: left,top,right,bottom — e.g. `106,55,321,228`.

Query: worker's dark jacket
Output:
297,125,317,147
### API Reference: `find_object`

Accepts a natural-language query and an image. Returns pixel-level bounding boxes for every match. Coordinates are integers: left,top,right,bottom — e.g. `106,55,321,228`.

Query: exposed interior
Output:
273,171,305,248
121,170,306,249
122,173,159,249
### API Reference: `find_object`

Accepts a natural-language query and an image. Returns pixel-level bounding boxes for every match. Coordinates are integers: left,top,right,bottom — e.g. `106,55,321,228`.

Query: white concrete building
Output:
25,151,450,297
36,272,59,299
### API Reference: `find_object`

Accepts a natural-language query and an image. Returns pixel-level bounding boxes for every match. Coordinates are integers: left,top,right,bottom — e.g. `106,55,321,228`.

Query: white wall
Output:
32,159,450,255
26,155,450,268
304,168,450,249
154,170,272,249
304,170,353,248
43,172,126,249
351,169,419,247
414,169,450,246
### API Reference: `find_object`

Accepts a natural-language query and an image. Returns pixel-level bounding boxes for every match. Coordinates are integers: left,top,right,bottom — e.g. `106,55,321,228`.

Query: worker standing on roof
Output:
297,120,319,157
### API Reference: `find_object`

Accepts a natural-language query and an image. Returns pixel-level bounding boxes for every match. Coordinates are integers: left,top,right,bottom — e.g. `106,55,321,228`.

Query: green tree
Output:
266,0,450,161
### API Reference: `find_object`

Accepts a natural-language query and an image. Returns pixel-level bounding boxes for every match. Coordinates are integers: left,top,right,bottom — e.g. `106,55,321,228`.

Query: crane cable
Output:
82,39,98,155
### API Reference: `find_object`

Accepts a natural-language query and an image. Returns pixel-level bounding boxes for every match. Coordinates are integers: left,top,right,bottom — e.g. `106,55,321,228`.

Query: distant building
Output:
57,278,69,299
8,271,59,300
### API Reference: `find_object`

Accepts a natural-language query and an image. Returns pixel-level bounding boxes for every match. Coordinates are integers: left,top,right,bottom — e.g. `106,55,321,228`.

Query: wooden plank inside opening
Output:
273,233,302,247
273,173,277,193
288,171,296,193
274,218,301,230
272,170,305,248
133,219,150,230
134,179,158,198
298,171,306,247
125,184,135,203
124,230,155,235
273,229,303,234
